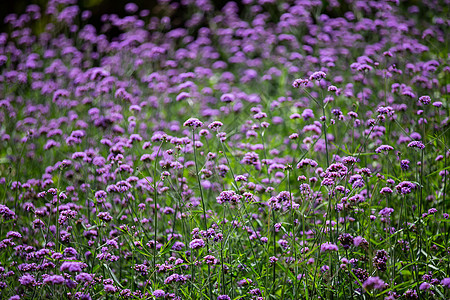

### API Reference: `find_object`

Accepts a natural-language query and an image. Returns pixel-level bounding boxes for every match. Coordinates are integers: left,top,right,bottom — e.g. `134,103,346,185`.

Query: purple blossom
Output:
338,233,354,249
395,181,415,194
43,275,65,285
301,109,315,121
363,276,385,291
220,93,235,103
189,239,205,249
441,278,450,288
401,159,410,170
353,236,368,249
419,282,430,290
208,121,223,131
375,145,394,153
183,118,203,128
418,96,431,105
309,71,326,81
380,187,393,194
60,261,85,273
18,274,35,286
292,78,309,88
153,290,166,298
320,242,338,252
407,141,425,150
75,273,93,282
373,249,389,272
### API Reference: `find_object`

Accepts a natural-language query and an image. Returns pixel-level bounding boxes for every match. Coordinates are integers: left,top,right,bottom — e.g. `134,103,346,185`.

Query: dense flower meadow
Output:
0,0,449,299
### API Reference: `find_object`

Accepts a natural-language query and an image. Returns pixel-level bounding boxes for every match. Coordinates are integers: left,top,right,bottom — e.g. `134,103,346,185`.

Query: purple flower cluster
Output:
0,0,447,298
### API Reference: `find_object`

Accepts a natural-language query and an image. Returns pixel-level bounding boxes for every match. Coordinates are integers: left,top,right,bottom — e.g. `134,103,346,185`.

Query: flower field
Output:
0,0,449,299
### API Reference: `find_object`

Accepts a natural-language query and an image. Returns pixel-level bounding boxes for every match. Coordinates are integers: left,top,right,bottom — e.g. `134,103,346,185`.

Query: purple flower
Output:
375,145,394,153
320,242,338,252
403,289,418,299
320,265,329,273
171,241,185,251
401,159,410,170
297,158,318,168
373,249,389,272
380,187,393,194
237,278,253,286
377,106,395,116
217,296,231,300
44,139,61,150
363,276,385,291
153,290,165,298
338,233,354,249
309,71,326,81
395,181,415,194
19,274,35,286
292,78,309,88
220,93,235,103
94,190,107,199
97,212,113,222
43,275,65,285
6,231,22,238
428,208,437,215
419,282,430,290
75,273,93,282
64,247,78,258
353,236,369,249
124,2,138,13
208,121,223,131
301,109,314,121
216,190,242,204
418,96,431,105
379,207,394,217
183,118,203,128
189,239,205,249
241,152,261,170
104,284,117,293
176,92,191,102
441,278,450,288
269,256,278,264
407,141,425,150
60,261,84,273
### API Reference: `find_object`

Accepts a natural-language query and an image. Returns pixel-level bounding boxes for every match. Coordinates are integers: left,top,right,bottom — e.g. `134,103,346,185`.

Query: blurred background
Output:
0,0,233,34
0,0,434,38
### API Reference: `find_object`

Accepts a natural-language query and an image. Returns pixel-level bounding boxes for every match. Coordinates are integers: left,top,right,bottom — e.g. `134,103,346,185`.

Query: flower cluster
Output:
0,0,447,299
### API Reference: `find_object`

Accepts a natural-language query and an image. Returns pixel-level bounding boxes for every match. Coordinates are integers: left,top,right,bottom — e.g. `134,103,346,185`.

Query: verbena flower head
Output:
419,282,430,290
418,96,431,105
309,71,326,81
395,181,415,194
153,290,165,298
19,274,35,286
375,145,394,153
208,121,223,131
380,187,393,194
320,242,338,252
292,78,309,88
43,275,65,285
216,190,242,204
189,238,205,249
183,118,203,128
373,249,389,271
441,278,450,288
407,141,425,149
363,276,385,291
